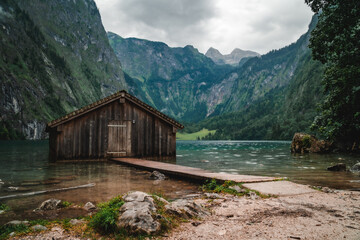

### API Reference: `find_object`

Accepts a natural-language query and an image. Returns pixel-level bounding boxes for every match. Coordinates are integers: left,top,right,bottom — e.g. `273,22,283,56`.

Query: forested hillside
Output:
185,15,325,140
108,33,234,122
0,0,127,139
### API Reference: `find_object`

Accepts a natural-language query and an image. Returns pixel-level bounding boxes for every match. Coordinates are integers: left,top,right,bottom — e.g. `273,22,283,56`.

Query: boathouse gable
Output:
46,90,183,161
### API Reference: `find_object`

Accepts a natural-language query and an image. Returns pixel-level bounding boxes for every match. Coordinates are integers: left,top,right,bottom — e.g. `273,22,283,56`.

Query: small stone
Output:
205,193,221,199
327,163,346,172
0,210,4,214
184,194,201,199
249,192,259,200
31,224,47,231
165,199,209,219
83,202,96,211
6,220,29,226
322,187,333,193
149,171,166,180
7,186,19,191
69,219,86,225
9,232,15,237
229,185,245,193
192,221,201,226
36,199,62,210
218,230,227,236
350,163,360,172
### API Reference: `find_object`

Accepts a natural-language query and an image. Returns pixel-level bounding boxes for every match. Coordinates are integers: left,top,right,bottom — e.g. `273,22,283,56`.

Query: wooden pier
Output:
111,158,279,183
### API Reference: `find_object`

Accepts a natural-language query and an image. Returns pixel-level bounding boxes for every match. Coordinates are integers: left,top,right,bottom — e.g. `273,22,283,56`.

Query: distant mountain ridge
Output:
108,32,234,122
205,47,260,66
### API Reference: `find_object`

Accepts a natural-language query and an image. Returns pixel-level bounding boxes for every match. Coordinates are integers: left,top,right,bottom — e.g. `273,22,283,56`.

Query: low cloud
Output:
96,0,313,54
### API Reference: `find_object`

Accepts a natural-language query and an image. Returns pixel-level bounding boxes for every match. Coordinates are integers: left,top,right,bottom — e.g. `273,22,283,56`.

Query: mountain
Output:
187,15,324,140
0,0,127,139
108,33,234,122
205,47,260,66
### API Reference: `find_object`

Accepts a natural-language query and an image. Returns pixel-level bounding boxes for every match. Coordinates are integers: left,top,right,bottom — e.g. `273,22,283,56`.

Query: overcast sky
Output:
94,0,313,55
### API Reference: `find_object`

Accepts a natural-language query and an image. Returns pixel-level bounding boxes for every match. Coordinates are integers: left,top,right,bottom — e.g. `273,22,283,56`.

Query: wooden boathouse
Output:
46,90,184,161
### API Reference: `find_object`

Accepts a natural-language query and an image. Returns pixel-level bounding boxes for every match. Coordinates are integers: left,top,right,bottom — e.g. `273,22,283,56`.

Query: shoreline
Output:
2,180,360,239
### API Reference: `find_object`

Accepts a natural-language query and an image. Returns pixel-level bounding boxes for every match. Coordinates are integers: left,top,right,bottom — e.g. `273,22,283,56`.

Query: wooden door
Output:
107,120,131,157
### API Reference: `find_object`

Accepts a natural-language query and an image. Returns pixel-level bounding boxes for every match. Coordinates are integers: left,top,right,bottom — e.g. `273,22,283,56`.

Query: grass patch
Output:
88,195,124,234
176,128,216,140
0,223,29,240
201,179,271,198
0,203,10,212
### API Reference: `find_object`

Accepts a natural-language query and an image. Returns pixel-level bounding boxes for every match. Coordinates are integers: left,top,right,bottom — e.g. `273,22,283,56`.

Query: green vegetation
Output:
59,201,72,208
305,0,360,150
201,179,270,198
176,128,216,140
89,196,124,234
0,219,52,240
0,203,10,212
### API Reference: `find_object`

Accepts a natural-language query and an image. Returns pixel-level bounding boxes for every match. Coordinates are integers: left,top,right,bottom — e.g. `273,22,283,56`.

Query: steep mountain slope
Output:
205,47,260,66
0,0,126,139
108,33,234,121
188,16,324,140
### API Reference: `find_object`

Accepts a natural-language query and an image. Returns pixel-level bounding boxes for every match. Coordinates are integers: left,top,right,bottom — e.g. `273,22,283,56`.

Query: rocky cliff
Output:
108,32,234,122
0,0,126,139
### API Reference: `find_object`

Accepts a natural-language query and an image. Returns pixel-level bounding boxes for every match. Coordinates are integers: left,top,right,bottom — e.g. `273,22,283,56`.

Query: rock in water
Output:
118,191,160,235
37,199,62,210
291,133,332,153
327,163,347,171
350,162,360,172
150,171,166,180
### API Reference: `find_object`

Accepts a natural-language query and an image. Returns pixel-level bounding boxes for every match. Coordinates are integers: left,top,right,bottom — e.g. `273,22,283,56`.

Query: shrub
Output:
89,196,124,234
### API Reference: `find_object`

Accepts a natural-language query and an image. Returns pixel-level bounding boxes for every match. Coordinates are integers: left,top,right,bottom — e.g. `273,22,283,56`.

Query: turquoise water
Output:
177,140,360,189
0,140,197,223
0,140,360,219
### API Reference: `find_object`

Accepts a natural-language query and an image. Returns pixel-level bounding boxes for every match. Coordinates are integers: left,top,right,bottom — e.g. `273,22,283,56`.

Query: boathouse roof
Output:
46,90,184,129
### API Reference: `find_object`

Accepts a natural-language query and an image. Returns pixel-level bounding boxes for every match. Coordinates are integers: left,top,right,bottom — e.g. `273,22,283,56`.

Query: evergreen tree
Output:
306,0,360,149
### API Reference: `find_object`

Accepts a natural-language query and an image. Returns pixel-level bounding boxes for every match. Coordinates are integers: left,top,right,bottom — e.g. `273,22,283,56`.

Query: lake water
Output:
177,140,360,189
0,140,359,223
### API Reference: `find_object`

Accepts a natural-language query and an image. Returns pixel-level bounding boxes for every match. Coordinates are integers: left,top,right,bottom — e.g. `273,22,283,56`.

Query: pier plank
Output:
111,158,279,183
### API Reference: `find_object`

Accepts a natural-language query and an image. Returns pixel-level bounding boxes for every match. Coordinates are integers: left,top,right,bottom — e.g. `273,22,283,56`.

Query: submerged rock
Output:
36,199,62,211
327,163,347,172
350,163,360,172
291,133,332,153
150,171,166,180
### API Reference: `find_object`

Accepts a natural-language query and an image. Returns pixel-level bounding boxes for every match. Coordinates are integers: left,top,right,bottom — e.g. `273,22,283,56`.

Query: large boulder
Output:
291,133,332,153
117,191,160,235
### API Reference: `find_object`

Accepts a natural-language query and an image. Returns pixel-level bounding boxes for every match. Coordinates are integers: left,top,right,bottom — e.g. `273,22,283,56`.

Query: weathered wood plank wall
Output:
49,98,176,161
